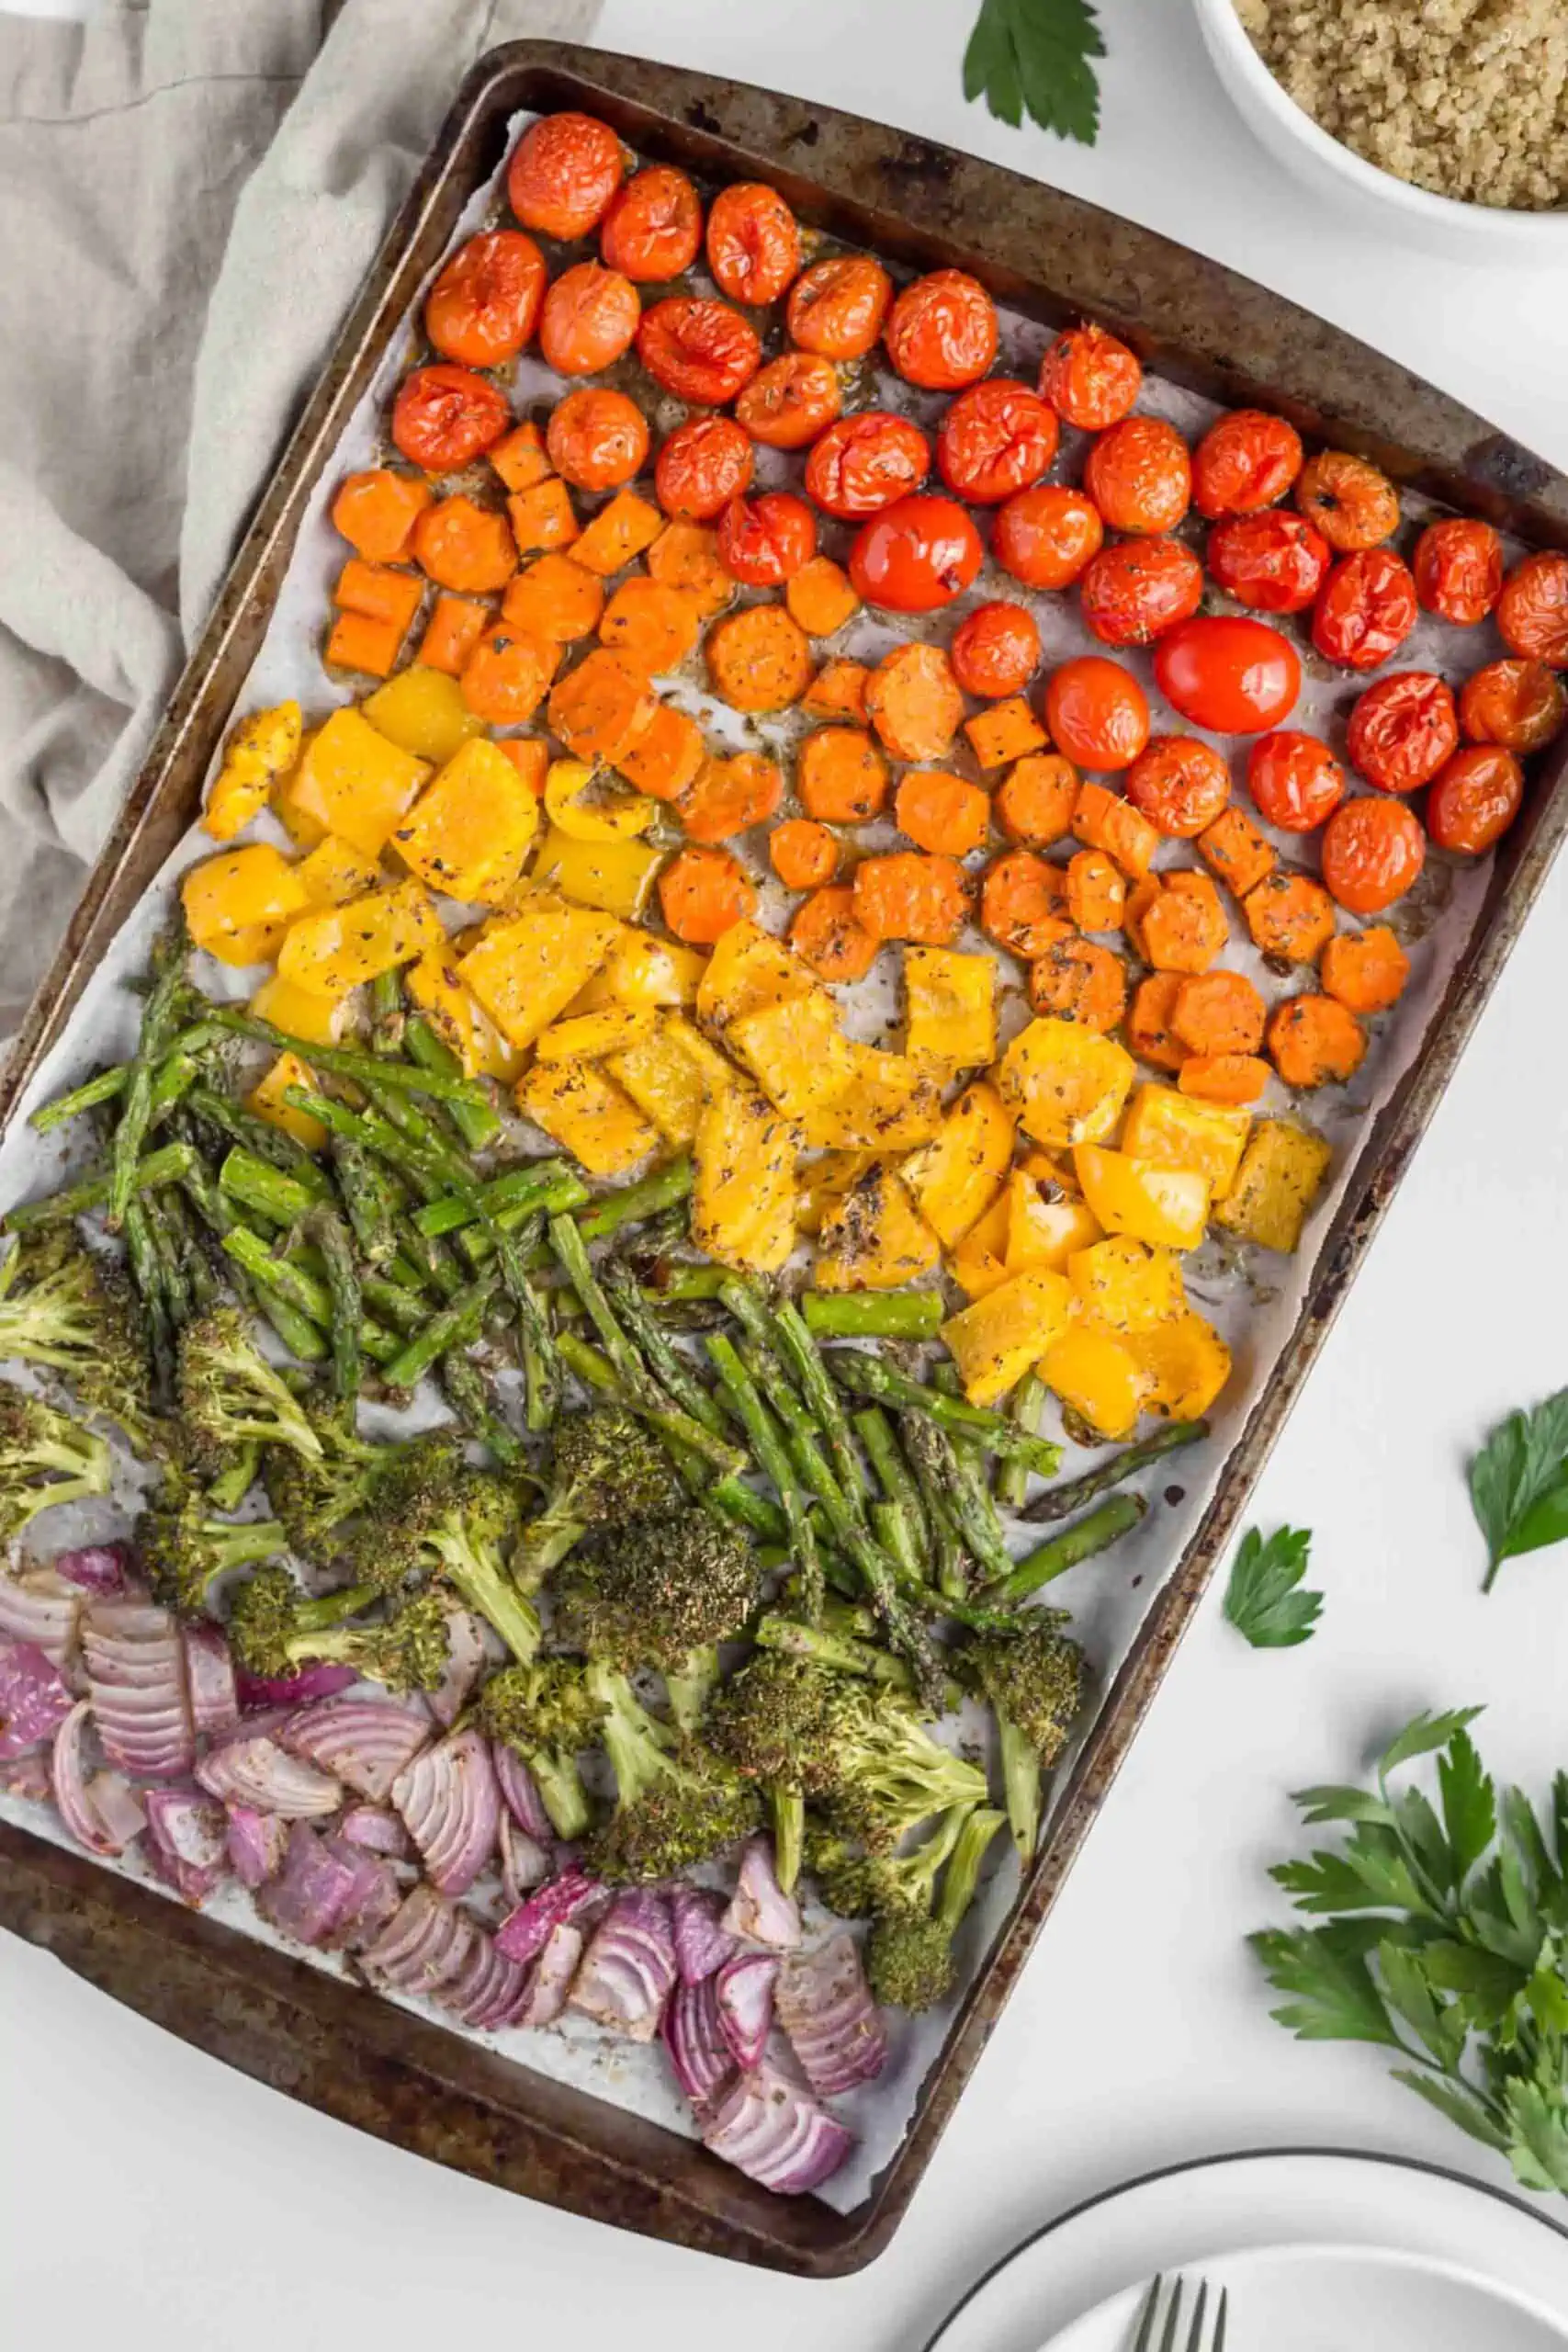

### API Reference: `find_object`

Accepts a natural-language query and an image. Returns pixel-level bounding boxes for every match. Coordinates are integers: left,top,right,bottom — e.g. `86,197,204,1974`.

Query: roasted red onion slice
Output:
570,1889,676,2043
702,2065,855,2195
196,1734,342,1818
671,1885,739,1986
716,1951,779,2071
0,1572,81,1672
515,1919,584,2028
51,1702,120,1856
0,1639,73,1759
391,1725,499,1896
0,1750,51,1801
443,1930,531,2030
181,1622,239,1737
427,1608,487,1729
258,1823,365,1946
775,1934,887,2096
663,1976,736,2111
282,1693,429,1803
359,1883,477,1997
226,1804,291,1889
82,1600,193,1779
338,1804,412,1859
492,1741,552,1842
143,1788,229,1905
87,1770,145,1849
723,1836,801,1949
237,1662,358,1712
53,1544,133,1597
318,1835,401,1951
501,1819,550,1908
495,1864,603,1965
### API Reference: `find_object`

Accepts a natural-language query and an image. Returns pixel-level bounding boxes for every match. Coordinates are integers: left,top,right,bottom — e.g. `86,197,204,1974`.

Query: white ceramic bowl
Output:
1191,0,1568,258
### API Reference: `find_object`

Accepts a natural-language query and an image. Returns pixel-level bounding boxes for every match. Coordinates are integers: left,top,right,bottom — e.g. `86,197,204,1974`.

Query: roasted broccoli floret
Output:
556,1507,759,1673
224,1560,376,1679
0,1386,112,1539
418,1465,539,1663
263,1400,408,1558
477,1658,606,1839
581,1660,760,1884
809,1679,990,1853
707,1652,849,1794
137,1491,287,1615
336,1429,468,1594
176,1307,324,1480
864,1806,1007,2013
514,1405,682,1586
0,1230,164,1455
266,1584,450,1693
963,1611,1086,1860
807,1802,974,1926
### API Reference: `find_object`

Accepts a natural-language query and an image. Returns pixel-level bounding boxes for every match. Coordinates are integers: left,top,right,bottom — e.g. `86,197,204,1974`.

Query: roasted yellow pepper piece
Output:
204,700,303,842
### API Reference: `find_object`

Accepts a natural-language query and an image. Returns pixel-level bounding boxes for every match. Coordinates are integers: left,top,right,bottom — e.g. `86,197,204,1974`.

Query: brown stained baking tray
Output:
2,41,1566,2280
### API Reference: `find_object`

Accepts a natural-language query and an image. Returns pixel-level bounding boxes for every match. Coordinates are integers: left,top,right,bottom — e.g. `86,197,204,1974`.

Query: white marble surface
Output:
6,4,1568,2345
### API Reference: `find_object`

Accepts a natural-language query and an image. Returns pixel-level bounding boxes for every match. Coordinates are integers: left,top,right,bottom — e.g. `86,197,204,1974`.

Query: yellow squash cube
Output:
535,1005,657,1064
249,974,346,1046
948,1190,1013,1301
998,1018,1135,1149
391,737,540,905
814,1166,941,1293
205,700,303,842
904,946,998,1070
1074,1145,1212,1251
1213,1119,1333,1255
277,879,442,995
183,843,308,964
296,834,381,909
795,1150,878,1239
901,1080,1016,1250
693,1084,797,1274
609,1015,726,1148
941,1270,1074,1408
245,1050,326,1152
285,707,430,859
800,1045,943,1152
361,667,485,766
1067,1235,1184,1332
457,889,619,1052
530,824,664,921
1120,1083,1251,1204
1126,1311,1232,1420
730,989,857,1125
1005,1170,1103,1275
515,1057,658,1179
569,924,706,1013
695,919,812,1038
405,948,522,1081
1042,1325,1147,1440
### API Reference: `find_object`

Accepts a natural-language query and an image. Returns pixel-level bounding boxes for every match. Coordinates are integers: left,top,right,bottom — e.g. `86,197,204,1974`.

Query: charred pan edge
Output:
3,41,1567,2279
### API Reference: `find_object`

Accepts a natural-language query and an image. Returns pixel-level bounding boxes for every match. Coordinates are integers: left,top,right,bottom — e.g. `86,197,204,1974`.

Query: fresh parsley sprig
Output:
1224,1524,1322,1648
964,0,1105,147
1252,1707,1568,2197
1470,1387,1568,1592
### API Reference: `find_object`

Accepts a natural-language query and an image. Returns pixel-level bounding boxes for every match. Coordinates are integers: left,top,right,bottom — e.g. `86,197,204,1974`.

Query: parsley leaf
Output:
1224,1523,1321,1648
964,0,1105,147
1470,1386,1568,1590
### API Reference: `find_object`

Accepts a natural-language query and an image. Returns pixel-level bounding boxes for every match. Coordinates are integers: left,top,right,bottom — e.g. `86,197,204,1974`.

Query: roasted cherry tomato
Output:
1083,416,1192,535
1497,549,1568,667
1078,537,1203,647
1154,615,1301,733
1413,516,1504,627
805,412,930,519
1426,745,1525,855
508,111,625,242
705,182,801,307
424,231,547,367
1247,730,1346,832
1037,322,1142,430
936,379,1059,504
1295,449,1401,551
1321,794,1425,913
1345,671,1459,793
1192,409,1303,519
1312,548,1418,672
1205,510,1330,614
390,364,511,473
716,491,817,586
545,388,649,492
993,484,1103,590
599,164,703,281
885,269,998,390
654,416,753,519
1125,735,1231,837
637,297,761,403
735,353,841,450
1045,657,1151,772
1459,658,1568,754
538,262,640,376
785,256,893,359
950,602,1041,698
848,494,983,614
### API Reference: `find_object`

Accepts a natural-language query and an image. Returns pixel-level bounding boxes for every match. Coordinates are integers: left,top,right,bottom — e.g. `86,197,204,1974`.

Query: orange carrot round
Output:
658,845,757,944
789,885,881,981
1243,870,1336,963
785,556,861,639
1141,870,1227,974
502,553,604,644
1320,924,1409,1013
675,752,784,844
797,728,888,823
706,604,814,712
599,578,702,675
1170,968,1267,1056
459,625,554,725
864,641,964,762
893,770,990,857
647,520,733,617
1127,971,1190,1070
333,469,432,562
1267,993,1366,1088
547,647,657,763
979,848,1070,958
852,851,971,944
1027,936,1127,1032
770,819,840,889
1065,847,1124,933
412,496,517,593
993,752,1078,846
1178,1052,1270,1104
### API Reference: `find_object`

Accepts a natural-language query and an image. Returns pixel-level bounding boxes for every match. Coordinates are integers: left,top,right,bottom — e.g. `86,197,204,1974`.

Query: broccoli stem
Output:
529,1751,592,1841
207,1443,261,1513
405,1014,503,1153
996,1709,1042,1861
936,1805,1008,1933
801,1291,945,1340
429,1536,540,1665
329,1135,399,1268
381,1268,503,1388
218,1147,320,1230
412,1159,588,1239
1020,1418,1208,1521
205,1005,496,1111
990,1492,1146,1601
665,1645,720,1736
575,1155,694,1243
5,1141,197,1234
997,1372,1048,1511
770,1783,806,1894
853,1406,931,1568
645,1265,727,1304
550,1217,740,1475
707,1335,824,1619
107,926,189,1229
303,1206,362,1401
437,1352,524,1468
603,1260,726,1436
826,1351,1064,1477
186,1086,333,1193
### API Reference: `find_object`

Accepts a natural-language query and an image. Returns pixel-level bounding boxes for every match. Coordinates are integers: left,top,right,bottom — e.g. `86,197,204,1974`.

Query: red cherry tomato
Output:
1038,322,1142,430
885,270,998,390
1312,548,1418,671
1412,517,1504,628
993,485,1103,590
507,112,624,242
716,492,817,587
1321,795,1426,913
1346,671,1459,793
805,413,930,519
1497,549,1568,667
538,263,640,376
1045,657,1151,773
848,494,984,614
936,379,1059,504
391,365,511,473
1247,731,1346,832
425,231,547,367
546,389,649,492
1191,409,1303,519
705,183,801,307
1083,416,1191,535
1153,616,1301,734
1459,658,1568,754
1125,735,1232,837
1426,746,1525,854
735,354,840,450
599,164,704,282
785,257,893,359
1078,537,1203,646
654,416,753,520
950,602,1041,697
1205,511,1331,614
637,298,761,404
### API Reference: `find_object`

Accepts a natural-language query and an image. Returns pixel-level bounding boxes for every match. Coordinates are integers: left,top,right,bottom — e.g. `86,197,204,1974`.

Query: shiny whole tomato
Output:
654,416,752,519
1037,322,1142,430
507,111,625,242
735,353,841,450
538,262,640,376
1345,671,1459,793
1192,409,1303,519
1295,449,1401,551
1083,416,1192,535
805,412,930,519
992,484,1103,590
885,269,998,390
1125,735,1231,837
391,364,511,473
951,602,1042,697
1312,548,1418,671
848,495,983,614
1459,658,1568,754
637,297,761,403
936,379,1059,504
705,182,801,307
785,256,893,359
1205,511,1330,614
599,164,703,282
1077,536,1203,647
1044,657,1151,772
1321,795,1425,913
1154,615,1301,733
1247,730,1346,832
1497,549,1568,667
1413,516,1504,627
425,232,547,368
1426,745,1525,854
546,388,649,492
716,491,817,586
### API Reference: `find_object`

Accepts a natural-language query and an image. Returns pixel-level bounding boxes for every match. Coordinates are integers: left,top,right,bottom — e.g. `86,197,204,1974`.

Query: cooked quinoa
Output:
1234,0,1568,209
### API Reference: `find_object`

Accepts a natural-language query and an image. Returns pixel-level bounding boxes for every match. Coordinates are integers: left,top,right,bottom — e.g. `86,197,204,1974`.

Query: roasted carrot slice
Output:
994,752,1078,846
1198,802,1275,899
1243,870,1336,963
324,611,404,678
1027,935,1127,1032
502,553,604,643
1065,847,1124,933
659,844,757,944
797,727,888,823
979,849,1070,958
1127,971,1189,1070
706,604,814,712
803,659,871,723
333,560,424,630
615,704,705,802
1170,968,1268,1056
770,818,840,889
571,489,664,578
1141,869,1228,974
496,738,549,797
332,469,432,562
599,577,703,673
507,478,581,554
893,769,990,857
786,555,861,639
412,498,518,593
489,422,552,494
1122,874,1162,961
964,695,1048,771
1072,779,1160,878
676,751,784,843
460,625,556,726
865,641,964,761
547,647,658,762
647,520,733,616
1267,993,1366,1087
852,851,971,945
1178,1051,1269,1104
1320,924,1409,1012
416,593,491,675
790,885,881,981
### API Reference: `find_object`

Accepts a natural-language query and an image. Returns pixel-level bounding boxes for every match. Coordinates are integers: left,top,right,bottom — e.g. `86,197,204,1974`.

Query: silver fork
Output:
1131,2274,1229,2352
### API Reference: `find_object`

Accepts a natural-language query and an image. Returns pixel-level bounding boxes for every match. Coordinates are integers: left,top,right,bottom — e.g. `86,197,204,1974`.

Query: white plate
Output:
924,2150,1568,2352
